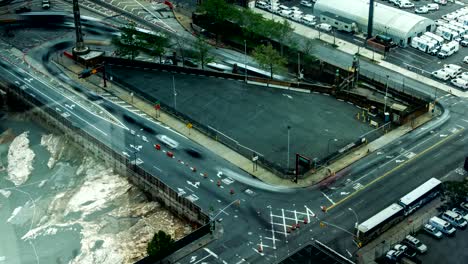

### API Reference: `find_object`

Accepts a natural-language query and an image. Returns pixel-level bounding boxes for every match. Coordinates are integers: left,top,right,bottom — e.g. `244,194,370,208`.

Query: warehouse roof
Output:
314,0,435,40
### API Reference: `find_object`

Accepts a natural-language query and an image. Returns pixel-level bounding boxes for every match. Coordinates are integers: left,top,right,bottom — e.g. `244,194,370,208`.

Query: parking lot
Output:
256,0,468,90
417,222,468,264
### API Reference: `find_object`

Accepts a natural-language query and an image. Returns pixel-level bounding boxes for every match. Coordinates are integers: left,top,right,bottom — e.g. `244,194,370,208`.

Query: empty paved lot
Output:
110,66,374,169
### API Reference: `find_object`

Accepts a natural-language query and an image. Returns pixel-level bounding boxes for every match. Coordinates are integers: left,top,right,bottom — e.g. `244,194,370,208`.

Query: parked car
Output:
300,0,312,7
463,56,468,64
461,39,468,47
444,64,463,75
451,78,468,89
415,6,429,14
432,70,451,81
442,210,468,229
426,3,440,10
434,0,447,5
399,1,415,9
452,208,468,221
402,235,427,254
316,23,332,32
255,1,268,8
386,249,404,261
423,223,443,239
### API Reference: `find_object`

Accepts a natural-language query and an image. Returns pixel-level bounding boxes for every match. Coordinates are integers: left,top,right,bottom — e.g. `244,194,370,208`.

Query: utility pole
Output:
383,75,389,120
172,75,177,109
287,126,291,170
244,40,247,82
72,0,89,55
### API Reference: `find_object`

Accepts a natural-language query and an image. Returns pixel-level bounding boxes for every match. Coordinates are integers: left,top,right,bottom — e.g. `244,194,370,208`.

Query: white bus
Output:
398,178,442,216
356,203,404,245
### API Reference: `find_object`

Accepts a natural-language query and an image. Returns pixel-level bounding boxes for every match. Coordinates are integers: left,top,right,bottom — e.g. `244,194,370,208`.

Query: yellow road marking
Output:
327,128,465,211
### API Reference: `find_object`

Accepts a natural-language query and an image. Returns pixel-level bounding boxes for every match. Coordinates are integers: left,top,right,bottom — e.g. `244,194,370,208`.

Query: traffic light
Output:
78,69,92,78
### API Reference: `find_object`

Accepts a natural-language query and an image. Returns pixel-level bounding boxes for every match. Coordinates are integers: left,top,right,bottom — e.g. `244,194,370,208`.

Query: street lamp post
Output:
383,75,389,120
172,75,177,109
287,126,291,169
348,207,360,238
244,40,247,82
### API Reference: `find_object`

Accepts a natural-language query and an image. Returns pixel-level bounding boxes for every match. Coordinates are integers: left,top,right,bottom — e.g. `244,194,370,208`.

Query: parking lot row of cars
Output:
386,201,468,263
255,1,334,31
431,63,468,89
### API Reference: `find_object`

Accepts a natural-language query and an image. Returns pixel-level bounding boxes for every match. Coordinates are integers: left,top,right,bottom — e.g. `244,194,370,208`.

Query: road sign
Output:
252,156,258,161
187,123,193,129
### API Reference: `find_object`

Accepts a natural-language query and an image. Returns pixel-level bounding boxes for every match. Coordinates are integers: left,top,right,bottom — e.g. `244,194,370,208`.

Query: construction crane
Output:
72,0,89,55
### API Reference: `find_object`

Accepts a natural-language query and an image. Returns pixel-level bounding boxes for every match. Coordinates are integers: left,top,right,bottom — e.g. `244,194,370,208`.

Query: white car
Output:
459,72,468,81
316,23,332,32
434,0,447,5
156,134,179,149
386,249,403,261
426,3,439,10
402,235,427,254
451,78,468,89
300,0,312,7
415,6,429,14
424,224,443,239
399,1,414,9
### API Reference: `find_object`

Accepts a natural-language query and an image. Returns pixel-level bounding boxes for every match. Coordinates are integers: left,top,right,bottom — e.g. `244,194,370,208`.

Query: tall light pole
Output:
172,75,177,109
244,40,247,82
383,75,389,120
287,125,291,169
348,207,360,238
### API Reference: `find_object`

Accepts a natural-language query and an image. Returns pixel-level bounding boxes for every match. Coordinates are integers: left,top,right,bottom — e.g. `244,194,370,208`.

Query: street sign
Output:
252,156,258,161
187,123,193,129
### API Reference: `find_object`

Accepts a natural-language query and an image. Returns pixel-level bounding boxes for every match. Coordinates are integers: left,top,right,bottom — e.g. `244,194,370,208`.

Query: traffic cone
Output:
217,180,221,187
304,218,308,224
258,244,263,253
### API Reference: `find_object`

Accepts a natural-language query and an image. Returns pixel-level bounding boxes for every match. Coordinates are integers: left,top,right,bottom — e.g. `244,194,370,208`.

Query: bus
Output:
356,203,404,245
398,178,442,216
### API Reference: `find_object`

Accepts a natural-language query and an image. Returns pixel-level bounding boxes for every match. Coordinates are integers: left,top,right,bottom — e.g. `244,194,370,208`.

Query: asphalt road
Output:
108,65,373,169
2,16,468,264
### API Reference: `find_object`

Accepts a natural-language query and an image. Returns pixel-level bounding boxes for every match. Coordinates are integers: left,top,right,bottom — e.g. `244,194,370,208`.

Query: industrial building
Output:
314,0,436,47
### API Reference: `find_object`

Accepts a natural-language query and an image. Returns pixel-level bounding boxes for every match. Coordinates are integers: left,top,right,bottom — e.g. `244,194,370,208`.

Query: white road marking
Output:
203,248,218,259
281,209,288,238
321,192,335,205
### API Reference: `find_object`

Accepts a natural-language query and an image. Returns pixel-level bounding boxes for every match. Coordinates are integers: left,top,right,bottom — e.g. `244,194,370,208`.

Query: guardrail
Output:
2,81,210,225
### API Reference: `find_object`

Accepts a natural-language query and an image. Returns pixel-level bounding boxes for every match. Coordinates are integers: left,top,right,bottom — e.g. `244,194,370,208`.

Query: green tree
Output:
253,44,286,79
147,230,175,259
112,22,142,60
194,36,214,70
199,0,237,44
273,20,294,56
141,33,169,63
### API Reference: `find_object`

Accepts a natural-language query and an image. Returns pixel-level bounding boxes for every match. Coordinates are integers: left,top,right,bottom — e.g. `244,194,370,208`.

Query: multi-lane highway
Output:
1,17,468,263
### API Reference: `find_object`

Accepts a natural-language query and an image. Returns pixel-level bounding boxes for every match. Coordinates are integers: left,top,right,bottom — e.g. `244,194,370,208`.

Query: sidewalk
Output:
53,54,436,188
251,7,468,98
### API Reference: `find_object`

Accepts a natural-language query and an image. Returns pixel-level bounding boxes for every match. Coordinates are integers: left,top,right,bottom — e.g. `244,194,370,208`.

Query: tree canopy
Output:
147,230,175,259
253,44,286,79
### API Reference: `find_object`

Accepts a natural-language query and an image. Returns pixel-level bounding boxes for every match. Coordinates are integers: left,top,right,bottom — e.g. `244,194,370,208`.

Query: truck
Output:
436,26,459,41
423,32,445,45
411,37,437,53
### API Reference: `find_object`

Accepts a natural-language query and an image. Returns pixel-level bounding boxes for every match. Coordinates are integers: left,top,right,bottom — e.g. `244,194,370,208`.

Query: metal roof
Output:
315,0,435,40
358,203,403,233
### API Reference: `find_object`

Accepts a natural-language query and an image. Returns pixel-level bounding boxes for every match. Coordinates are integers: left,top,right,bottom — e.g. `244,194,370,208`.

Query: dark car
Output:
183,59,198,68
15,6,31,13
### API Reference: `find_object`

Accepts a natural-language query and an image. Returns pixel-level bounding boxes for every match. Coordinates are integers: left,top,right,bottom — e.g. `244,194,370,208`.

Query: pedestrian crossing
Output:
100,91,150,118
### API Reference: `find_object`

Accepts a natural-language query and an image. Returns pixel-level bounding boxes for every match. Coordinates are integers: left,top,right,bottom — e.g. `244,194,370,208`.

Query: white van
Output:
399,1,414,9
432,70,451,81
279,9,293,18
301,15,316,26
442,210,468,229
316,23,332,32
429,216,456,236
423,32,444,45
438,41,460,58
444,63,463,75
451,78,468,89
